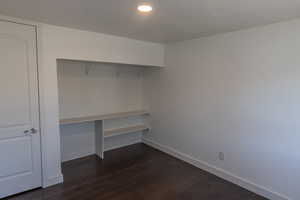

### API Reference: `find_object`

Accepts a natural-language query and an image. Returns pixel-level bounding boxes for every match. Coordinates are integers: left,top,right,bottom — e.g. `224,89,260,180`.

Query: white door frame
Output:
0,15,57,188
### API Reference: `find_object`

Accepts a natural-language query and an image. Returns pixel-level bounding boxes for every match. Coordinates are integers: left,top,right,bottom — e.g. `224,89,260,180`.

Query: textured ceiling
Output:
0,0,300,43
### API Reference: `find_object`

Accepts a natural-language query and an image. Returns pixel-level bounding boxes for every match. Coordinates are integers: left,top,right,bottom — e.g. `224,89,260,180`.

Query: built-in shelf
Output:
60,110,150,159
104,124,149,138
60,110,149,125
57,58,164,68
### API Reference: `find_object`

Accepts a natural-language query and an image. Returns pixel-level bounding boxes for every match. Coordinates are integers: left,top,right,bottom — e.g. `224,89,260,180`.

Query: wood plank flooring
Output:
5,143,268,200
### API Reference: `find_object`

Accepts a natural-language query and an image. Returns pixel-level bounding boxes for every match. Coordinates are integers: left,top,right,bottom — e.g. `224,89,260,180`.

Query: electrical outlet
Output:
218,152,225,161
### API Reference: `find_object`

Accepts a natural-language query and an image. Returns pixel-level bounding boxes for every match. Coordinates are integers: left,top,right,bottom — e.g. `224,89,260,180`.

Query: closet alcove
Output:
57,59,159,162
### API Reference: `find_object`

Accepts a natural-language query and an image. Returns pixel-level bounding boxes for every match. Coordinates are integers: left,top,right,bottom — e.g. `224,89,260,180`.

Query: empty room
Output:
0,1,299,200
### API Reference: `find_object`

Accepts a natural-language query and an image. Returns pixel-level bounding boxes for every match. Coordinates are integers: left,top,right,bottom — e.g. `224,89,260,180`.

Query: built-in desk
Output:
60,110,150,158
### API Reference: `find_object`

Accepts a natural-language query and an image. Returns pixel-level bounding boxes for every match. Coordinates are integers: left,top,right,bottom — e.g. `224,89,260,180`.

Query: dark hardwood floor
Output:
5,143,268,200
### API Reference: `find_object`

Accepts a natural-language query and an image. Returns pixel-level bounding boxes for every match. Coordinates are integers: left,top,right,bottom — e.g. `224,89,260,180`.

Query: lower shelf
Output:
104,124,149,138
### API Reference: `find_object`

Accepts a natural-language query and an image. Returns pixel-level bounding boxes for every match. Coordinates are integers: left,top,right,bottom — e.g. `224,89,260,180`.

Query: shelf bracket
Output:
84,63,92,75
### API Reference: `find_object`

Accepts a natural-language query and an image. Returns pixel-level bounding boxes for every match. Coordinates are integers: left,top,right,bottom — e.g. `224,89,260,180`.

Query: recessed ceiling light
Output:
137,4,153,13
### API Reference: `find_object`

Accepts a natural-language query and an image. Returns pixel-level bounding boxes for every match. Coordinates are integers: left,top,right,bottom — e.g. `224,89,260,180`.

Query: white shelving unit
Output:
60,110,150,159
57,59,157,161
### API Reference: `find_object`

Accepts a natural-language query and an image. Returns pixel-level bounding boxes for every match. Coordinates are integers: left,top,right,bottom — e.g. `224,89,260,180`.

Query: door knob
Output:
24,128,38,135
30,128,38,134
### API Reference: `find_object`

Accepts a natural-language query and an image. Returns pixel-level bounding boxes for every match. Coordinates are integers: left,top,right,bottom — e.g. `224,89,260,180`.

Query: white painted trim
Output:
104,139,141,152
0,14,39,26
43,174,64,188
36,22,56,188
142,137,291,200
0,14,62,188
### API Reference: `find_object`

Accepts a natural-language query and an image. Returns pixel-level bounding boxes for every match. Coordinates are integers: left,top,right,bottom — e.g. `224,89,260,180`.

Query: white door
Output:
0,20,42,198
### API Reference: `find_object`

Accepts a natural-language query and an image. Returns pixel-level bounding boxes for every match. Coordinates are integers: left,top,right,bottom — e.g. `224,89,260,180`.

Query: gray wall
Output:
144,19,300,200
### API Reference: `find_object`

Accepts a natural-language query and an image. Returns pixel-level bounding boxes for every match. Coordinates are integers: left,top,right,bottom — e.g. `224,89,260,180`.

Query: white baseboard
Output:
43,173,64,188
104,139,141,152
142,137,290,200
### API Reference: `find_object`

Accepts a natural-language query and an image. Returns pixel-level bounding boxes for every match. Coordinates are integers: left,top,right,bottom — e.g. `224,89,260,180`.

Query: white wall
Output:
57,60,146,119
37,23,165,187
57,60,147,161
144,19,300,200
